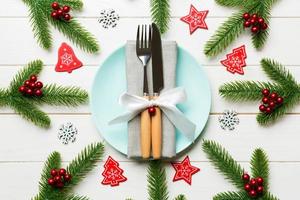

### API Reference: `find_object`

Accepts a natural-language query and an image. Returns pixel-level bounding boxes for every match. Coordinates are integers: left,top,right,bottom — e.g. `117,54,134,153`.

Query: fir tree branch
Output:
261,58,298,90
24,0,52,49
0,89,9,107
202,140,244,189
32,152,62,200
263,192,279,200
65,143,104,190
34,84,88,106
10,99,51,128
174,194,187,200
150,0,171,34
204,10,245,57
215,0,258,8
9,60,43,93
147,160,169,200
63,195,89,200
250,149,269,191
58,0,83,11
213,191,249,200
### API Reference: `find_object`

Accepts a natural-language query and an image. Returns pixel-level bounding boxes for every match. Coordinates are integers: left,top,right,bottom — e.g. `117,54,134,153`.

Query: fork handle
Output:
140,95,151,159
151,96,162,159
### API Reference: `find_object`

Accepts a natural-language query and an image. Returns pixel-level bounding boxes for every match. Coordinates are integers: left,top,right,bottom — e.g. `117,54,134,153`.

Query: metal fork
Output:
136,24,152,159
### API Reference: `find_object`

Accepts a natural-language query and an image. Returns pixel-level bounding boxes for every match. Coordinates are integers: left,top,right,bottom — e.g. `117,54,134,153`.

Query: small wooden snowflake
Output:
58,122,78,144
98,9,120,29
218,110,239,130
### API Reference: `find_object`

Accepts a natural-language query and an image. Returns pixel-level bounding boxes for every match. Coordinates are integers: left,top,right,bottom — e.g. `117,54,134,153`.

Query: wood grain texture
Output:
0,0,299,199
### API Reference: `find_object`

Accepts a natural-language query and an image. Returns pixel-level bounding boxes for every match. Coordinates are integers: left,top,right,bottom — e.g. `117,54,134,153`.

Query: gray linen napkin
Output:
126,40,177,159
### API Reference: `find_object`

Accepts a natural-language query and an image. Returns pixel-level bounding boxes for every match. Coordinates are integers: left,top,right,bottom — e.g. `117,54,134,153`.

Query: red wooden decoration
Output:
221,45,247,75
55,43,83,73
101,156,127,187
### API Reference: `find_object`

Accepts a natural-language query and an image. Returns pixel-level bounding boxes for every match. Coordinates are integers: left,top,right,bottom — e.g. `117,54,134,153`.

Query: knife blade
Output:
151,23,164,159
151,23,164,94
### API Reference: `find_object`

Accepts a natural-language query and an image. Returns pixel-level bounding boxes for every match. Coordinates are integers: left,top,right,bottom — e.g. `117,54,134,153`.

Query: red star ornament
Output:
171,156,200,185
220,45,247,75
101,156,127,187
180,5,209,34
55,42,83,73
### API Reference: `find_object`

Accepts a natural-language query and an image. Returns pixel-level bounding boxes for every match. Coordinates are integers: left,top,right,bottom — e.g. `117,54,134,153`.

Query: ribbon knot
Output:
109,87,196,141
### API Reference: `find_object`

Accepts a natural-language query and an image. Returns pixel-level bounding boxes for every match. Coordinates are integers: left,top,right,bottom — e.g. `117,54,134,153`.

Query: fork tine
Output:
136,25,140,50
148,25,152,49
141,25,144,49
144,25,147,48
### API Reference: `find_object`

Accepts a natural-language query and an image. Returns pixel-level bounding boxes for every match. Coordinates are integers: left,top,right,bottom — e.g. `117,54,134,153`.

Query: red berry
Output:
50,169,58,177
249,178,257,187
259,105,266,112
244,21,252,28
249,190,257,198
262,97,269,104
59,168,67,176
51,2,60,10
250,18,256,24
262,89,270,96
258,17,265,24
54,175,62,182
251,14,258,19
276,97,284,105
62,6,71,13
29,82,36,89
35,89,43,97
35,81,43,89
148,106,156,116
56,182,64,188
26,88,33,96
265,107,272,114
30,75,37,82
269,101,276,108
19,86,26,93
270,92,278,99
242,173,250,182
256,177,264,185
243,13,251,20
257,186,264,194
63,13,71,21
251,26,259,33
261,23,268,30
64,173,72,182
24,80,31,86
48,178,55,186
244,183,251,192
57,9,64,17
51,11,59,19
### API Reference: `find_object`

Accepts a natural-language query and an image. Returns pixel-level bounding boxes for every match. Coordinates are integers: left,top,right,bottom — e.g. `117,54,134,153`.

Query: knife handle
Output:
140,95,151,159
151,96,162,159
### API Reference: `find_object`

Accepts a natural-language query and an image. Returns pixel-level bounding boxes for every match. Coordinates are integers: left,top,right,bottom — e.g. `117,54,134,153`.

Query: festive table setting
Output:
0,0,299,199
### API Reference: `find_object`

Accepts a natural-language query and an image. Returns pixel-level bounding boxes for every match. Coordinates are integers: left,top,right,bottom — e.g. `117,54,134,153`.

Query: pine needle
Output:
213,191,249,200
202,140,244,189
174,194,187,200
150,0,171,34
147,160,169,200
250,149,269,191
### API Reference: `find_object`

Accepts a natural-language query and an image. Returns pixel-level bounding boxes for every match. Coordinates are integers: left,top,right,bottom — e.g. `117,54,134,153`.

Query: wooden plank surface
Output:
0,0,299,199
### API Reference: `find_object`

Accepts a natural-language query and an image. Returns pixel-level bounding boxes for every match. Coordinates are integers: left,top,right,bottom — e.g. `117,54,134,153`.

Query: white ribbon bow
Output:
109,87,196,141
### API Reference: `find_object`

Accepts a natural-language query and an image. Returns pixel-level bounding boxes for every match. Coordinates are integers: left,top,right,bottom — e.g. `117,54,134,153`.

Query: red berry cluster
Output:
51,2,71,21
243,13,268,34
148,106,156,116
242,173,264,198
18,75,43,97
259,89,284,114
48,168,72,188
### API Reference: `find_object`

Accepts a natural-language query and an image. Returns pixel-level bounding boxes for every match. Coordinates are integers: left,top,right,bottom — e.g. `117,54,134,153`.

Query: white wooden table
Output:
0,0,299,199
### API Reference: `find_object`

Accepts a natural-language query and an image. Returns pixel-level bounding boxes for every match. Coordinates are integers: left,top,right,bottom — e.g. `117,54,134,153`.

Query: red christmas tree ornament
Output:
171,156,200,185
220,45,247,75
55,43,83,73
101,156,127,187
180,5,209,34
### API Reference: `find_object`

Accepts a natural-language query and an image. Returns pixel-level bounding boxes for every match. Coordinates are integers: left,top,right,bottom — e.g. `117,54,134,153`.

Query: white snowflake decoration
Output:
98,9,120,29
58,122,78,144
218,110,239,131
60,53,73,66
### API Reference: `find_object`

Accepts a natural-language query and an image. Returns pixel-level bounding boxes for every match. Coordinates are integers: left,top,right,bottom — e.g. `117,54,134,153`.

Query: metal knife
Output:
151,23,164,159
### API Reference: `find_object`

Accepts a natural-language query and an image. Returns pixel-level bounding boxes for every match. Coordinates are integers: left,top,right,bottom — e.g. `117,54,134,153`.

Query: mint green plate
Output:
91,46,211,156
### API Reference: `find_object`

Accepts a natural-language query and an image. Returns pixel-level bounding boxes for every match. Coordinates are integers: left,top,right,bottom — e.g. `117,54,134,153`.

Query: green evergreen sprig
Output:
219,58,300,125
0,60,88,128
22,0,99,53
150,0,171,34
32,143,104,200
204,0,277,57
202,140,279,200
